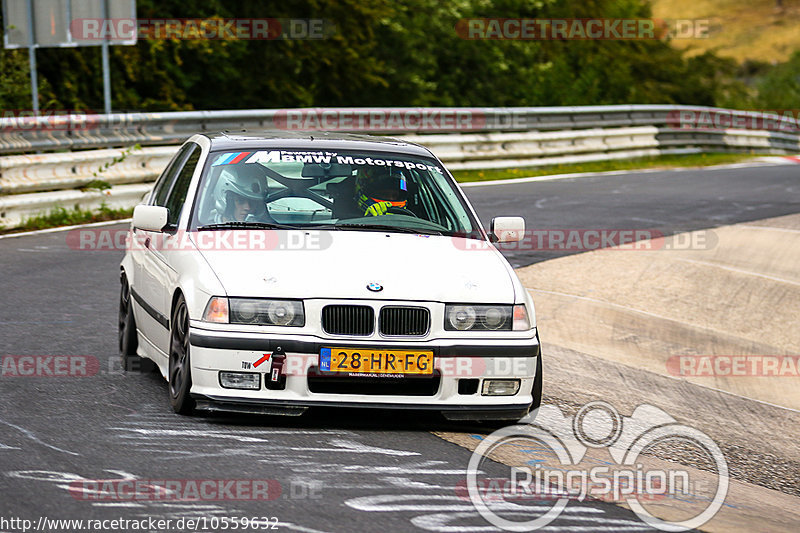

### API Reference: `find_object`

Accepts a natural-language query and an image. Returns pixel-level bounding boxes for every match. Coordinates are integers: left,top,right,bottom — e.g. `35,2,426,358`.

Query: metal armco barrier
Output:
1,105,799,229
0,147,175,195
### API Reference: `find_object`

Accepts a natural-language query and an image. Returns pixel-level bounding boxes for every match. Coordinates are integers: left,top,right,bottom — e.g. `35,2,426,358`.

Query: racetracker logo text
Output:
453,229,717,252
667,109,800,132
1,356,99,377
456,18,710,40
667,355,800,377
69,18,333,40
0,110,107,131
66,229,331,252
273,109,487,131
68,479,282,501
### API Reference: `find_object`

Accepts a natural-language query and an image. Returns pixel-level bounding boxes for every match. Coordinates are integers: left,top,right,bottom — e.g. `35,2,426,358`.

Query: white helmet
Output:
215,164,268,220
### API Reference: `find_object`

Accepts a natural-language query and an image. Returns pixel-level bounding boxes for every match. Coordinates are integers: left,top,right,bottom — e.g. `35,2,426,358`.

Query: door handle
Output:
145,237,151,248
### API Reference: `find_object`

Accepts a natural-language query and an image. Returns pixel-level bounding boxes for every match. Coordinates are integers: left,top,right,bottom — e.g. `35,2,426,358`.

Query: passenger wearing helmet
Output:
214,165,271,223
355,166,409,217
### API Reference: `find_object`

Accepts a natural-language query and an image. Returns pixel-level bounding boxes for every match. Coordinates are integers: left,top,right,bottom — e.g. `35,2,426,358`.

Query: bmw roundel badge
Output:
366,282,383,292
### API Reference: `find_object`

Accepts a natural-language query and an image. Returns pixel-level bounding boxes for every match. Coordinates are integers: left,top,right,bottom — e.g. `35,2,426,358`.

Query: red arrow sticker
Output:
253,354,270,368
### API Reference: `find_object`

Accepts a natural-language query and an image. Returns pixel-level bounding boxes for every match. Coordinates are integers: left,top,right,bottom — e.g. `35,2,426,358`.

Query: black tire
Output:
530,351,543,412
119,274,154,373
168,295,195,414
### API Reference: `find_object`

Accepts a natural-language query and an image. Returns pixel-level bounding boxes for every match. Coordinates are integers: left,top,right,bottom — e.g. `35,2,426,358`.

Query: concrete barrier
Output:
1,105,798,229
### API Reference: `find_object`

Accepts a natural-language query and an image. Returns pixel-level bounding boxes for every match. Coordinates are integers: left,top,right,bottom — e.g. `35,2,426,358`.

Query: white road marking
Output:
346,494,498,512
737,225,800,233
0,218,131,240
286,438,420,456
0,419,80,456
527,288,687,324
113,428,271,442
276,523,333,533
91,502,146,508
411,511,651,532
283,460,473,475
675,257,800,287
383,477,451,490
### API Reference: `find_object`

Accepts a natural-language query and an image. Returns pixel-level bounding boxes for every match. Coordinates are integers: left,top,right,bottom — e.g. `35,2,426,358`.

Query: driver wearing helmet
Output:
355,166,409,217
214,165,271,223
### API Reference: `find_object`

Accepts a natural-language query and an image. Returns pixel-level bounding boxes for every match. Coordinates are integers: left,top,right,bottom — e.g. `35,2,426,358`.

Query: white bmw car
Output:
119,131,541,421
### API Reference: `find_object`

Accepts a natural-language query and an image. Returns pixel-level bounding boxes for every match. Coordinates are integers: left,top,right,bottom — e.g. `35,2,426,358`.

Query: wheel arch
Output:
170,288,186,324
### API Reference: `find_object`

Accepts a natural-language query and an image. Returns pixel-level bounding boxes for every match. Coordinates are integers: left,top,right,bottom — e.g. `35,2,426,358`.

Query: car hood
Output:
191,230,516,302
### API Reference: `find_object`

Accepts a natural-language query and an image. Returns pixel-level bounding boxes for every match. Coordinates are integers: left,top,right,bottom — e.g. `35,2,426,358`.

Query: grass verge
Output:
0,204,133,235
0,152,775,234
451,152,768,183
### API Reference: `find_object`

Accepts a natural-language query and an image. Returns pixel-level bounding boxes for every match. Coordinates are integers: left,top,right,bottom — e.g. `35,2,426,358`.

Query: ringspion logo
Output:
466,401,728,530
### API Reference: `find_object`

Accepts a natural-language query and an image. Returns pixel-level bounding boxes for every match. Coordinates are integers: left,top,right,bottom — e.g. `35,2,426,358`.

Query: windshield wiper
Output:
335,223,443,236
197,221,310,231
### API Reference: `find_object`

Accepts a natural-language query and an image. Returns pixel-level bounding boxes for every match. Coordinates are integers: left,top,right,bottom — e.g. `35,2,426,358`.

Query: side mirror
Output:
133,205,169,232
491,216,525,243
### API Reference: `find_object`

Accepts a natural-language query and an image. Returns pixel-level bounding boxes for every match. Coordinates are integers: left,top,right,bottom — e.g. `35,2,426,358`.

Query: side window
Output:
164,144,202,228
151,144,192,207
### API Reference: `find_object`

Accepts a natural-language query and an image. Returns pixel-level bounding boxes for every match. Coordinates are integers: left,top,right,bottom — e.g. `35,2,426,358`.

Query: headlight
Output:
444,304,532,331
230,298,304,327
446,305,477,330
445,304,512,331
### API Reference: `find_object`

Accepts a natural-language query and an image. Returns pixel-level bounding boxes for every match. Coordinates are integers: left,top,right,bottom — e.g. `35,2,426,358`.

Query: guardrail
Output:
1,105,799,229
0,105,685,154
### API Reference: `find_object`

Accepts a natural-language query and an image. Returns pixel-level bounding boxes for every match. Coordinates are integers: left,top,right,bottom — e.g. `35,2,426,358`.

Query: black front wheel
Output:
168,295,195,414
119,274,153,373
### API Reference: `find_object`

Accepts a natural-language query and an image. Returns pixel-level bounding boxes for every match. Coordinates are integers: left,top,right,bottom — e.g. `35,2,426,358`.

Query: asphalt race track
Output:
1,162,799,532
464,163,800,267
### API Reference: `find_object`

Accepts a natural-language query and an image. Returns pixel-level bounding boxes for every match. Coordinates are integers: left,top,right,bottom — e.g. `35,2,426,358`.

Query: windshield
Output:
190,148,481,237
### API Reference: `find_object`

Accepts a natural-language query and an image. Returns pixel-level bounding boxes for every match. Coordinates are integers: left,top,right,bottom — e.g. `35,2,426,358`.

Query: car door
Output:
130,144,190,351
135,143,200,357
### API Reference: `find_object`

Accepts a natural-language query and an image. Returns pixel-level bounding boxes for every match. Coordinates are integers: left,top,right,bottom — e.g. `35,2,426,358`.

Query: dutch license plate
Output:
320,347,434,375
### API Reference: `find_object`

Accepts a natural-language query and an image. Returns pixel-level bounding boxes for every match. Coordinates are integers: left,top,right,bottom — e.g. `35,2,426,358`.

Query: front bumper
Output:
188,328,539,420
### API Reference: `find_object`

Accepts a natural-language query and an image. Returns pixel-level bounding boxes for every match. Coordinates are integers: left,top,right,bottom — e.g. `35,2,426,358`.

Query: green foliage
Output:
0,0,796,111
92,144,142,178
452,152,767,182
80,180,112,191
12,204,133,233
0,49,31,109
755,51,800,110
